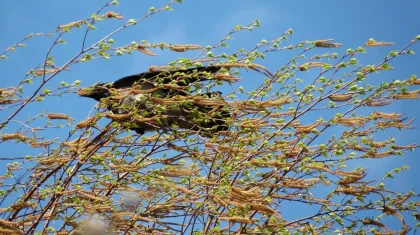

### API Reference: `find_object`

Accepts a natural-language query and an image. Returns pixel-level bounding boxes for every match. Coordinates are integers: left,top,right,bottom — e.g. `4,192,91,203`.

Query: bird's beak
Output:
77,85,110,101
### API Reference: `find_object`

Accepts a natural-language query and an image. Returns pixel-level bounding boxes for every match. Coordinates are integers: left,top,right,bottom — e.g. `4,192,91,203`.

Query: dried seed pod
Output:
361,218,388,231
343,128,375,137
249,204,277,215
336,117,369,127
2,133,27,141
160,168,198,177
131,86,159,94
328,93,353,102
298,62,325,71
148,65,173,72
213,74,241,82
137,45,157,56
366,99,393,107
365,39,395,47
34,68,61,76
218,217,254,224
307,164,334,174
104,11,124,19
249,159,291,168
47,113,73,120
347,143,369,152
314,39,342,48
392,91,419,100
75,116,99,129
372,111,403,120
0,99,20,105
58,20,85,29
105,112,132,121
293,121,323,134
376,118,416,129
365,150,395,158
269,111,294,118
336,185,376,196
391,144,416,150
411,79,420,85
29,140,52,148
301,196,333,205
215,63,249,69
168,44,203,52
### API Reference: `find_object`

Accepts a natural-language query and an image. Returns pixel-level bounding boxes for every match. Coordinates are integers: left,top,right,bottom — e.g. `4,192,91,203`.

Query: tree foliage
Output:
0,1,420,234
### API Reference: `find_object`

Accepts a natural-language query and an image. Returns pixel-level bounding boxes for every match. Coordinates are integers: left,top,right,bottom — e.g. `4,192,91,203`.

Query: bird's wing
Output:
112,66,220,89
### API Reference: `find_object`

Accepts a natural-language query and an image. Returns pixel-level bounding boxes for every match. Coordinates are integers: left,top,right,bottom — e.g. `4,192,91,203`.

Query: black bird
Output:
78,66,230,135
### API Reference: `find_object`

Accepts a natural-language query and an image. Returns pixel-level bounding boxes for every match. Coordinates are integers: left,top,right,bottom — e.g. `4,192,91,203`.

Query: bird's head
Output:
77,83,112,101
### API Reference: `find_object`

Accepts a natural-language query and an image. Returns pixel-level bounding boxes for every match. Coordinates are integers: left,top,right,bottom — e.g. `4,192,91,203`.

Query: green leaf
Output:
42,88,51,94
348,58,358,65
388,51,398,57
149,7,156,12
73,80,81,86
165,6,174,11
111,0,119,5
349,85,358,91
127,19,136,25
58,39,66,44
254,20,260,27
415,35,420,40
356,46,366,53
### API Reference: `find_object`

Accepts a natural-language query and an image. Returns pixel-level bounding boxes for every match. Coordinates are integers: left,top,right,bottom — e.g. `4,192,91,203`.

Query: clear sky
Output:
1,0,420,232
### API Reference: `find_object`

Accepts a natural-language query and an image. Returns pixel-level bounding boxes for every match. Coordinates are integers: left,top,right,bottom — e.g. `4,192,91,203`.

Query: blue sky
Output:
1,0,420,232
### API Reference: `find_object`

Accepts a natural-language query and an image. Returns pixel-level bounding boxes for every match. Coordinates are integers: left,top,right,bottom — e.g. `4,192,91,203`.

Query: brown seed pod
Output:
366,99,393,107
215,63,249,70
34,68,61,76
365,39,395,47
249,204,278,215
372,111,403,120
29,140,52,148
2,133,27,141
391,144,416,150
136,45,157,56
298,62,325,71
314,39,342,48
0,99,20,105
47,113,73,120
105,112,132,121
392,92,419,100
328,93,353,102
365,150,395,158
168,44,203,52
58,20,85,29
75,116,99,129
213,73,242,82
104,11,124,19
218,217,254,224
361,218,388,230
336,117,369,127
